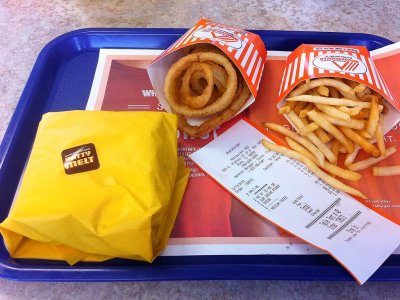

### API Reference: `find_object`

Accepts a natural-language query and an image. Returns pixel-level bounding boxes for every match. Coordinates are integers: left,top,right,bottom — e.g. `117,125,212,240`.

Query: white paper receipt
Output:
190,119,400,284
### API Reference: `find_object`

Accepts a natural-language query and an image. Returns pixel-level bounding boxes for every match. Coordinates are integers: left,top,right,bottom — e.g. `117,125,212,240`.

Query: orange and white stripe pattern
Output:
277,44,395,104
153,19,267,97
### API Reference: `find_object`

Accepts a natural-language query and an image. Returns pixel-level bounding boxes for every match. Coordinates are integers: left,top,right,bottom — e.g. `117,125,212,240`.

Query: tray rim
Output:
0,28,396,282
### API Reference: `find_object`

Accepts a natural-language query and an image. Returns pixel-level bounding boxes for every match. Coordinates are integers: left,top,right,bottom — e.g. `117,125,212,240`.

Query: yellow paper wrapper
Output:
0,110,189,264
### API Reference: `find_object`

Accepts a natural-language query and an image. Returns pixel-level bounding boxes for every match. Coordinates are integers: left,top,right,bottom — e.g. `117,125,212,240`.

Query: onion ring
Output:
189,63,227,95
189,44,226,56
181,62,214,108
164,52,238,117
209,63,228,92
189,70,208,94
175,78,250,138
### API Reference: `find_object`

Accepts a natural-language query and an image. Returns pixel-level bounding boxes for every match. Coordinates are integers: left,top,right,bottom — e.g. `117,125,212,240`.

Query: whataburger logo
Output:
313,53,367,74
192,28,242,49
332,60,359,72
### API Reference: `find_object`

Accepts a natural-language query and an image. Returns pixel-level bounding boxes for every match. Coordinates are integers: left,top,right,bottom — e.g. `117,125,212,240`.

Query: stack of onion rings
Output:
163,45,250,138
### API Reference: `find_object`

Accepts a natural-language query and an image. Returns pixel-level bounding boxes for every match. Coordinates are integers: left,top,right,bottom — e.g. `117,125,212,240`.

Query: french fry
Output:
298,122,319,135
279,106,291,114
338,106,350,114
339,145,347,153
288,78,358,101
328,86,339,98
262,122,325,166
307,110,354,153
331,140,340,160
317,86,329,97
373,166,400,176
359,130,372,139
355,86,371,99
285,137,318,162
318,112,364,130
315,128,332,144
337,105,366,118
361,94,386,110
371,90,389,114
288,101,297,109
344,79,358,89
353,83,366,93
348,106,364,116
375,114,386,156
261,140,366,198
315,103,351,121
366,95,380,136
338,126,380,157
285,137,361,181
279,101,297,114
299,103,314,118
300,116,324,144
293,101,308,115
371,90,383,100
300,116,309,125
348,146,397,171
312,88,321,96
351,105,383,120
325,161,362,181
352,109,370,120
287,111,336,164
361,94,376,102
307,111,331,143
286,95,371,108
344,145,361,167
305,90,314,95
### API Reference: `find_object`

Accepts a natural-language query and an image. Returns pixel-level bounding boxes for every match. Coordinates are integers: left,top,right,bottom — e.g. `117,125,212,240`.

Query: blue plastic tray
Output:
0,28,398,282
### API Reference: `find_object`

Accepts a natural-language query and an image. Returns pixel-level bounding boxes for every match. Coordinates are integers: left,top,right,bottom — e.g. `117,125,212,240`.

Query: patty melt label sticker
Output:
312,53,367,74
62,143,100,175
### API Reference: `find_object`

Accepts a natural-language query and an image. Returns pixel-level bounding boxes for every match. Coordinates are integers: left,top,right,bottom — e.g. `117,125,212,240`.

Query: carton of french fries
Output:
262,44,400,198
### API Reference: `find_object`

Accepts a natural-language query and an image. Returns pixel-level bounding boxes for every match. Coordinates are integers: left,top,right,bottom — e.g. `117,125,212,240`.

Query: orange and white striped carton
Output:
147,19,267,125
277,44,400,133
